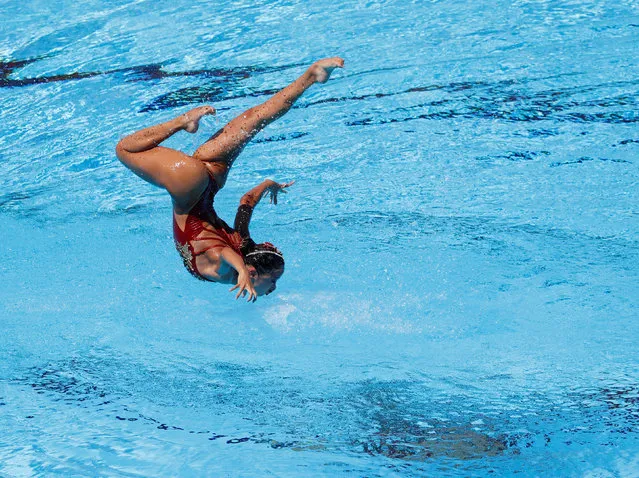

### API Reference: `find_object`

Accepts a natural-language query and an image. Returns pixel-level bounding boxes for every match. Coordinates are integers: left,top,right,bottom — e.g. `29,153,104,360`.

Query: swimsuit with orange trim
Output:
172,176,243,281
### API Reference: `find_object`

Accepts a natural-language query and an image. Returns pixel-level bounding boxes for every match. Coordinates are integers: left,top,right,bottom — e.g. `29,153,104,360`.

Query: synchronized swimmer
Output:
116,57,344,302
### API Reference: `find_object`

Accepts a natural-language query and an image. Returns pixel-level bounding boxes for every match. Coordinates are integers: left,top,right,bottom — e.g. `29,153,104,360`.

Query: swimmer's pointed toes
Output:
182,105,216,133
310,57,345,83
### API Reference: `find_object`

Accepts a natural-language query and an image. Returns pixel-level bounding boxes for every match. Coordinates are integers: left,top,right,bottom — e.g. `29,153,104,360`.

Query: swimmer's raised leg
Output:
193,57,344,186
115,106,216,211
117,106,214,155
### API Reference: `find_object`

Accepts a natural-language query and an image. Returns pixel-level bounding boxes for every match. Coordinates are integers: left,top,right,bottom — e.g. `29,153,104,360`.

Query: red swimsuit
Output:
172,176,243,281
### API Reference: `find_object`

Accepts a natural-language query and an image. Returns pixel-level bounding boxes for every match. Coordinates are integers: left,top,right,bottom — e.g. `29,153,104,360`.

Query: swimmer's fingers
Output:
268,189,280,205
239,283,256,302
230,279,257,303
247,285,257,302
278,180,295,192
229,282,245,299
269,180,294,205
229,283,241,298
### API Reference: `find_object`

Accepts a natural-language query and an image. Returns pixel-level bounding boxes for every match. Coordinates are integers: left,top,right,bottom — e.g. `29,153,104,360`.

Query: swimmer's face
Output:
251,269,283,297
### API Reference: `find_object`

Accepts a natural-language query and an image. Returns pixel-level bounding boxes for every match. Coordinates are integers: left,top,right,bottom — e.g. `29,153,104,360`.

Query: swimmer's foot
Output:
308,57,344,84
181,105,215,133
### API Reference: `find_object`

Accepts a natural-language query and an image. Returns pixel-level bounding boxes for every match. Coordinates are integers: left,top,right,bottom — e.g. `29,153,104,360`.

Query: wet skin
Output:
251,270,283,297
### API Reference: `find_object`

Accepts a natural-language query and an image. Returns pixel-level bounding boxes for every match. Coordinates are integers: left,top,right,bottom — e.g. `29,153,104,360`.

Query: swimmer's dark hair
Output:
241,238,285,275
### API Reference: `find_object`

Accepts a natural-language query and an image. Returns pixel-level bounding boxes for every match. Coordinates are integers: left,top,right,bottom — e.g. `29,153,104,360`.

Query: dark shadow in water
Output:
16,357,112,405
0,191,33,209
0,54,308,116
550,156,632,167
360,417,507,461
348,380,509,461
5,55,636,129
0,56,49,78
13,356,515,464
12,355,639,466
617,139,639,145
139,86,281,112
476,150,551,162
12,357,322,452
296,75,639,126
253,131,309,144
573,383,639,434
1,56,125,87
12,351,639,469
0,55,303,89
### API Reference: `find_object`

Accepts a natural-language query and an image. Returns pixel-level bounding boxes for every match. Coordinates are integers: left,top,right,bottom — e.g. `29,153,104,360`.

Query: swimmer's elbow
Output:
240,193,257,207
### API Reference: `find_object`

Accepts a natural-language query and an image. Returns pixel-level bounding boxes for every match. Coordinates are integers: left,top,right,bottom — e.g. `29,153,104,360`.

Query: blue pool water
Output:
1,0,638,475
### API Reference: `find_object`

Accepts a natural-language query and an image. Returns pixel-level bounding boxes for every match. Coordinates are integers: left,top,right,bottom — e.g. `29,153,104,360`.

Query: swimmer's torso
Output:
172,178,244,282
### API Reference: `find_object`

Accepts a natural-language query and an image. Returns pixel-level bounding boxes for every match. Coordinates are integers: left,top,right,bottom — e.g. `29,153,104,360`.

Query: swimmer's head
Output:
241,239,285,296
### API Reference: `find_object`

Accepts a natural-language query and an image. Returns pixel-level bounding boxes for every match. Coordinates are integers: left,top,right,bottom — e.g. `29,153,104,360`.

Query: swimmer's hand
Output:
230,271,257,302
263,179,295,205
221,247,256,302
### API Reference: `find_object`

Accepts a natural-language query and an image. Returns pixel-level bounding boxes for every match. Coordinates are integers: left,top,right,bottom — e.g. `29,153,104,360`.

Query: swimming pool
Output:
1,0,638,475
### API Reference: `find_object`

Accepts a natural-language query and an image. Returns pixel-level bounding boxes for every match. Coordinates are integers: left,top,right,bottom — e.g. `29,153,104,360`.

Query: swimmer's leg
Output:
116,106,216,212
192,57,344,187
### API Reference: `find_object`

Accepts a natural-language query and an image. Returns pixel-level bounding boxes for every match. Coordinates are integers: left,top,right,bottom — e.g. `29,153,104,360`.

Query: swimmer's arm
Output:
220,247,257,301
235,179,294,238
234,204,255,239
234,180,271,238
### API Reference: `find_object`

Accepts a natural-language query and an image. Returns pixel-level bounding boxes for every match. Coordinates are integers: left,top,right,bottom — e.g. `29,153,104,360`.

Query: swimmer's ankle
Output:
178,106,216,134
307,57,345,84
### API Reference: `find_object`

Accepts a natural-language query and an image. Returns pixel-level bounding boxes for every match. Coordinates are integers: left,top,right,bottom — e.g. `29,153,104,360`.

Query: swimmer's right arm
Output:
221,247,257,302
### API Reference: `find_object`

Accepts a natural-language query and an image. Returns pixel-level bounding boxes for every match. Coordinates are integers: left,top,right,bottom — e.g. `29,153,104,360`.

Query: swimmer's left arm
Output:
234,179,294,238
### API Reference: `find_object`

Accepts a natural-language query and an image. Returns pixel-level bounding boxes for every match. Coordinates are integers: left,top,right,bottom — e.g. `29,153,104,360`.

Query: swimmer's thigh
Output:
116,145,209,211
